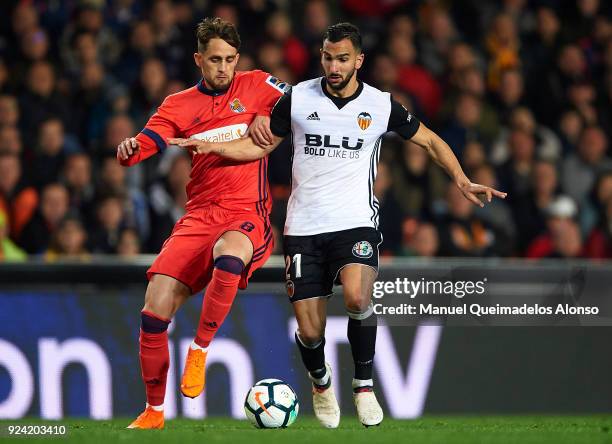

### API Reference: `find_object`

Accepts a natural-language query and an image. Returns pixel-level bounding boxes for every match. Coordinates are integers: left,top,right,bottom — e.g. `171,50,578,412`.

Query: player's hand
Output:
457,181,507,207
247,115,274,147
117,137,139,161
168,137,212,154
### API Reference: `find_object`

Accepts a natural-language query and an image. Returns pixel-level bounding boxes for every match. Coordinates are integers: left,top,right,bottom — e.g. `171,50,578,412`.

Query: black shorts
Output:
283,227,382,302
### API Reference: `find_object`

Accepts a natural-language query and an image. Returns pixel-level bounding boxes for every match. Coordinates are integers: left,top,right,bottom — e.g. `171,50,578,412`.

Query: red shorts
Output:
147,204,273,293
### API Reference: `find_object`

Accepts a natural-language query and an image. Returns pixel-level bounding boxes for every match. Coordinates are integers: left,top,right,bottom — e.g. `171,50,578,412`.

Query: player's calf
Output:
181,255,244,398
139,311,171,408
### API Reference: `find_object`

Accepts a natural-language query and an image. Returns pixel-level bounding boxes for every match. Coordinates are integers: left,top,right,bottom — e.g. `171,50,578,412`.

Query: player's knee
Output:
345,300,374,321
297,326,324,346
344,291,371,314
213,231,254,264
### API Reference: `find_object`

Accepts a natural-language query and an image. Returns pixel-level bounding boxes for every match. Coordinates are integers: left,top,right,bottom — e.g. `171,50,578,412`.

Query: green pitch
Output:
2,416,612,444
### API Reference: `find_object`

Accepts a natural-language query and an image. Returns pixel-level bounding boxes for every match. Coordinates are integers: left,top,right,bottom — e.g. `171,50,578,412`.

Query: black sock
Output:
347,312,377,380
295,332,326,382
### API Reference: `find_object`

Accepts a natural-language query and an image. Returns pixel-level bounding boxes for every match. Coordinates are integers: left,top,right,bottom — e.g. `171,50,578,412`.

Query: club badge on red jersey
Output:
230,98,246,113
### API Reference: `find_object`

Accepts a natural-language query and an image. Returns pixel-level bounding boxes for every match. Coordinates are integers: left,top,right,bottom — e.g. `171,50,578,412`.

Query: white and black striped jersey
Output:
270,77,420,236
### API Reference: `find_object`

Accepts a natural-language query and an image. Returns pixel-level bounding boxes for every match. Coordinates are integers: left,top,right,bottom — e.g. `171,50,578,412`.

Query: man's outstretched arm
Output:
409,122,507,206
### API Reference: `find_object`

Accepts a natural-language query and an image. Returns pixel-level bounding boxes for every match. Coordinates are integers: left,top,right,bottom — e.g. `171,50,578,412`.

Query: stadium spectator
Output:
496,128,536,204
561,126,612,205
89,193,128,254
557,109,585,155
44,215,90,261
391,140,447,218
0,151,37,240
584,195,612,259
491,107,561,165
98,155,150,244
0,209,26,262
522,7,562,87
526,195,578,258
580,170,612,237
101,115,143,189
462,141,487,174
72,61,120,142
0,95,19,127
547,218,584,259
30,118,79,189
0,125,22,155
388,35,442,118
418,7,459,78
59,0,121,70
131,58,168,125
440,93,488,159
401,221,440,257
484,13,521,92
19,61,71,136
471,164,516,249
513,159,561,253
148,153,189,253
265,12,309,79
256,42,285,76
69,31,102,74
438,182,510,257
301,0,333,76
150,0,189,80
63,152,95,224
117,227,141,257
18,182,69,254
116,20,158,85
493,68,526,124
535,44,589,126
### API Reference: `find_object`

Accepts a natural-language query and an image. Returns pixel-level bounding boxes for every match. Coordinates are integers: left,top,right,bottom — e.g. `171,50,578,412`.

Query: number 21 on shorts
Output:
285,254,302,279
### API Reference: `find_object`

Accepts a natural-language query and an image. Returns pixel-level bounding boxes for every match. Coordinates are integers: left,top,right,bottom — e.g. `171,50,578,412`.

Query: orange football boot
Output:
180,346,207,398
127,406,164,429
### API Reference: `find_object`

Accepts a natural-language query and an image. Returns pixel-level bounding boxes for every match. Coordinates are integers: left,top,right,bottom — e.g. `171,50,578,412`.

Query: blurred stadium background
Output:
1,0,612,424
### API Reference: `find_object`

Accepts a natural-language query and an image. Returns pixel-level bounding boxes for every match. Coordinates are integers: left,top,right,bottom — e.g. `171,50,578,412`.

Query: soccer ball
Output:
244,379,299,428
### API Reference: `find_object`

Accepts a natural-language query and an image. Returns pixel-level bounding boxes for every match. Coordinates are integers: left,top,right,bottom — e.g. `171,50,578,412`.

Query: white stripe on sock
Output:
352,378,374,389
190,341,209,352
146,402,164,412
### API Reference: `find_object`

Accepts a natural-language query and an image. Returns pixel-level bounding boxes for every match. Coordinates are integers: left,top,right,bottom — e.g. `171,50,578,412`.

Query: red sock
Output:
195,256,243,347
139,311,170,406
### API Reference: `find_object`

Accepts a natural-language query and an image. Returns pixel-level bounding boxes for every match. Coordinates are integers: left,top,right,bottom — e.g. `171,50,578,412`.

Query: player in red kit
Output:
117,18,286,429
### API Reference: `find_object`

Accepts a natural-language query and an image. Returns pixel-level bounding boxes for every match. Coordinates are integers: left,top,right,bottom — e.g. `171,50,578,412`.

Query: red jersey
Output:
121,70,286,216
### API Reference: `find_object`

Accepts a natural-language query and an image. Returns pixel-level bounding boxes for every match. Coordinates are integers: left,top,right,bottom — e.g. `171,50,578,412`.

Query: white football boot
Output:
309,363,340,428
353,380,383,427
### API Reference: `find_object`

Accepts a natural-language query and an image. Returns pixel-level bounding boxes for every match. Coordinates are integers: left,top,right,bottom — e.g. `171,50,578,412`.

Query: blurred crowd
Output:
0,0,610,261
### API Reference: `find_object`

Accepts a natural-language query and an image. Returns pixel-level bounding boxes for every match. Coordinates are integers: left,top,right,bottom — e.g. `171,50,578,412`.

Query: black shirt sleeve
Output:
270,89,292,138
387,96,420,140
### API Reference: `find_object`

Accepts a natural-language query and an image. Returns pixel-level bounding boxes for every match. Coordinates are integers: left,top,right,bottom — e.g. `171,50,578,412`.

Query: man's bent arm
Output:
169,135,283,161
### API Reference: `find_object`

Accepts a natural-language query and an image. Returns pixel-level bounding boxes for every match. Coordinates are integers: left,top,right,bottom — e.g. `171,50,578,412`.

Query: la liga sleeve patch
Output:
266,76,290,93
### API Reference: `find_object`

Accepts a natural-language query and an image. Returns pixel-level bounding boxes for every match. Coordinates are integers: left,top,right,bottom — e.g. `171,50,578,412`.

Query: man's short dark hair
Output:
196,17,241,53
323,22,362,51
